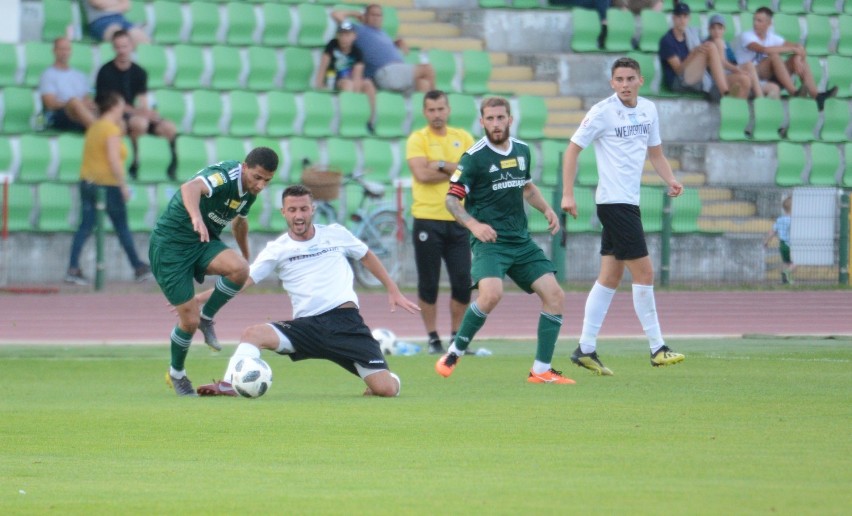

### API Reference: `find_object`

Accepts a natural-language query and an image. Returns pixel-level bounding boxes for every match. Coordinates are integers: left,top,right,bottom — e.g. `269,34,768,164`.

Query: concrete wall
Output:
705,143,777,185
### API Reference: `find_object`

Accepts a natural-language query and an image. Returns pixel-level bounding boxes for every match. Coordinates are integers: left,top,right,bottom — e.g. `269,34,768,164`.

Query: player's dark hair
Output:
611,57,641,76
95,91,123,113
245,147,279,174
112,29,130,42
282,184,314,202
423,90,447,106
755,6,773,17
479,97,511,116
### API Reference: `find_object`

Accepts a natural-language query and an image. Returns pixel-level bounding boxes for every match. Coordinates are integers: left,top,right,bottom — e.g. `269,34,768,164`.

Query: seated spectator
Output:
95,30,177,179
549,0,610,49
658,3,749,101
84,0,149,45
331,4,435,94
706,14,780,100
39,37,97,132
315,22,377,131
733,6,836,110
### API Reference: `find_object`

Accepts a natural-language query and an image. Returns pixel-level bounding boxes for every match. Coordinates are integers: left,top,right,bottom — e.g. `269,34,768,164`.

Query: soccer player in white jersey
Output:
561,56,685,375
196,185,419,397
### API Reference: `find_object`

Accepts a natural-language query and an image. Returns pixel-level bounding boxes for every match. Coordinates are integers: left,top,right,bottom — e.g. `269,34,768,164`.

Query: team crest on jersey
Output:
228,199,242,209
500,158,517,169
488,164,499,173
628,113,639,125
209,173,226,187
517,157,526,171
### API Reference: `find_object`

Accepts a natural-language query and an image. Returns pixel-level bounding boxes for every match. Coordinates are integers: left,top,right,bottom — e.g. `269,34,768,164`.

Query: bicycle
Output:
305,169,408,289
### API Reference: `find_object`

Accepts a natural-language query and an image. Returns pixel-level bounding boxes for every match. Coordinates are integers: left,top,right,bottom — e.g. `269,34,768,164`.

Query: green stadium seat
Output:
626,51,656,96
709,0,741,12
175,136,210,178
41,0,75,40
17,134,53,183
571,8,602,53
134,44,168,90
261,3,292,47
286,137,321,183
640,186,664,233
511,0,541,7
606,8,635,53
826,56,852,97
153,89,186,131
69,42,96,81
461,50,491,95
777,0,807,14
24,41,52,88
151,0,184,45
189,1,222,46
213,137,247,163
265,91,297,137
838,15,852,56
527,184,555,233
373,91,407,138
804,14,831,56
282,47,313,92
785,97,818,142
135,135,173,183
0,136,12,175
296,4,329,47
361,138,396,182
771,13,801,44
752,97,785,141
250,137,286,179
0,43,19,87
247,46,280,91
808,0,837,14
639,10,669,53
210,45,244,91
842,143,852,187
35,182,75,232
479,0,509,6
124,183,153,232
228,90,260,138
1,87,36,133
775,141,807,186
671,188,701,233
301,92,335,138
516,95,547,141
155,182,181,219
172,44,206,90
409,92,426,133
191,90,223,136
125,0,147,26
538,139,564,183
56,133,85,183
576,144,599,186
325,137,358,175
382,6,400,39
807,142,840,185
566,186,600,233
242,188,270,232
818,98,850,143
718,96,750,141
338,91,372,138
226,2,257,46
4,183,35,231
428,49,458,93
448,93,479,136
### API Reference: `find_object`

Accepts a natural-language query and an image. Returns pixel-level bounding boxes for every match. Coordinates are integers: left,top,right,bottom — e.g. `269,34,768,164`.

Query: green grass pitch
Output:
1,338,850,514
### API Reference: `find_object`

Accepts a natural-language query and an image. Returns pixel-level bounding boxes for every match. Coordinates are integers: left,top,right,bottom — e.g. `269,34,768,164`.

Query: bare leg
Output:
414,63,436,92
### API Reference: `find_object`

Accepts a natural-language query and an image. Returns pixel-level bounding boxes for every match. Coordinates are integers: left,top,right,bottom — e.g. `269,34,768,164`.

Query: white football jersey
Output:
570,94,662,206
249,224,369,318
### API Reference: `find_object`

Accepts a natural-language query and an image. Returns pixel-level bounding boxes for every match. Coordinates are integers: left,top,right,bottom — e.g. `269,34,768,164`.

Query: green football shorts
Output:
149,234,231,306
470,238,556,293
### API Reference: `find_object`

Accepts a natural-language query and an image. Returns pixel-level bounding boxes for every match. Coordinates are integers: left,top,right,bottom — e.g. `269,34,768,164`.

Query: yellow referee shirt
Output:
80,118,127,186
405,126,474,221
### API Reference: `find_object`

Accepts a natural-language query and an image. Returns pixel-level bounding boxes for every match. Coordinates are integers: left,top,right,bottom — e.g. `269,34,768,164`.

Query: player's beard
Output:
485,125,509,146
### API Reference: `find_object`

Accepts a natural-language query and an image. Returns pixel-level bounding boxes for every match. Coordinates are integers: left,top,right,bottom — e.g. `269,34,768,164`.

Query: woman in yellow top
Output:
65,91,151,285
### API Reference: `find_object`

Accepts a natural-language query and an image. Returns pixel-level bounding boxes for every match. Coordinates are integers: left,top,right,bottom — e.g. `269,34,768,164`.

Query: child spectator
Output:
764,196,795,284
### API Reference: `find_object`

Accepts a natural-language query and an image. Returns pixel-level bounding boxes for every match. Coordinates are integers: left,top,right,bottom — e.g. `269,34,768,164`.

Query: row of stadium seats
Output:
480,0,852,16
775,141,852,186
720,96,851,142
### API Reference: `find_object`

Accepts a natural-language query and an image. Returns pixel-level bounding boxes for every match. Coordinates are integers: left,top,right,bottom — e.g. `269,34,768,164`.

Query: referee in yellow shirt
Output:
405,90,475,354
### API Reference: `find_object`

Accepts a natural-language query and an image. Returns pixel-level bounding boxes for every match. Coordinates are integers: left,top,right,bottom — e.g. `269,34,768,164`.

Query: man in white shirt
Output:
734,6,836,109
561,56,685,376
197,184,419,398
38,37,97,132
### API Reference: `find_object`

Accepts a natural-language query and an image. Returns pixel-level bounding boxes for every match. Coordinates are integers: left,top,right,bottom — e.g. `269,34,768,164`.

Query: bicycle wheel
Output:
352,209,407,288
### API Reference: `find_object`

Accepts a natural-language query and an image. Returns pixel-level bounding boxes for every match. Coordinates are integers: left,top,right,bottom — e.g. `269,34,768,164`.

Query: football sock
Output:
580,281,616,354
428,331,440,345
532,360,551,375
225,343,262,381
452,302,488,352
534,312,562,365
632,284,665,353
169,325,193,371
201,276,242,320
390,372,401,396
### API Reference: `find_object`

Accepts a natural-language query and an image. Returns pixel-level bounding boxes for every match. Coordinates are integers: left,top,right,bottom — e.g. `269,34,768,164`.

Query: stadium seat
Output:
210,45,244,91
5,183,35,231
510,0,541,7
135,135,174,183
188,1,222,46
0,136,12,175
281,47,313,92
627,51,656,96
777,0,807,14
527,184,555,233
135,44,168,90
461,50,491,95
296,4,330,48
538,139,564,184
338,91,372,138
18,134,54,183
176,136,210,177
639,10,669,53
382,6,400,39
300,92,335,138
151,0,185,45
69,42,96,81
35,182,75,232
226,2,257,46
325,137,359,175
605,8,635,53
152,89,187,132
172,44,207,90
409,92,427,132
191,90,223,136
0,43,19,87
361,138,397,182
807,142,840,185
250,137,286,179
718,96,750,141
640,186,664,233
1,87,36,133
265,91,297,137
248,46,281,91
838,15,852,56
771,13,801,44
228,90,260,138
826,56,852,97
56,133,84,183
751,97,785,141
373,91,407,138
804,14,832,56
41,0,74,41
121,183,153,232
428,49,458,93
709,0,741,12
448,93,479,136
479,0,509,6
809,0,839,15
571,9,602,53
124,0,147,26
155,182,181,219
213,136,247,163
671,188,701,233
261,3,292,47
286,137,321,183
842,143,852,187
818,97,850,142
785,97,818,142
24,41,52,87
775,141,807,186
576,144,599,186
566,186,600,233
516,95,547,141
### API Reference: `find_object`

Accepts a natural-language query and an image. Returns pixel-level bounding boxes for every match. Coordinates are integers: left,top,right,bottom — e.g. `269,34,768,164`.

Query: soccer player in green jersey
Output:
435,97,575,385
151,147,279,396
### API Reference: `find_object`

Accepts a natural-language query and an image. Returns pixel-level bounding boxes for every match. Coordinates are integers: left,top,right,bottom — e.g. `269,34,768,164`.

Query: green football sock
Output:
170,326,194,371
201,276,242,320
452,302,487,352
535,312,563,364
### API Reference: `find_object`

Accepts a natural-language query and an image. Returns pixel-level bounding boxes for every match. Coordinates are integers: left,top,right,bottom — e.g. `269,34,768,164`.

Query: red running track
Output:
1,290,850,344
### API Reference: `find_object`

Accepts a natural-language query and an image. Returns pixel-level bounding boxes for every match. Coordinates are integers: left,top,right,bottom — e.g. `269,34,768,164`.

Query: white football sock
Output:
225,343,262,382
632,284,665,353
390,372,401,397
169,367,186,379
580,281,616,353
532,360,551,374
447,343,463,356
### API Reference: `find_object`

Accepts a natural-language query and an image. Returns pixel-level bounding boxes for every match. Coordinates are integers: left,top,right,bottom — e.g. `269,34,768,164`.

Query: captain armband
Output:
447,183,467,200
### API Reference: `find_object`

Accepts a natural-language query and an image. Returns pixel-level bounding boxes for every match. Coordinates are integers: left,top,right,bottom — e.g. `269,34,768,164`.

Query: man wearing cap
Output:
658,3,749,100
331,4,435,94
706,14,780,100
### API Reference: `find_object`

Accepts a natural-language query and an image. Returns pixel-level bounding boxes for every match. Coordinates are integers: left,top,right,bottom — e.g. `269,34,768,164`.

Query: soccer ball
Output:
230,357,273,398
372,328,397,355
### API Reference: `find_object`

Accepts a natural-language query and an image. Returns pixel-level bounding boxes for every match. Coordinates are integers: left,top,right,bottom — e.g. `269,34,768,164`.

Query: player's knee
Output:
375,373,401,397
239,324,266,344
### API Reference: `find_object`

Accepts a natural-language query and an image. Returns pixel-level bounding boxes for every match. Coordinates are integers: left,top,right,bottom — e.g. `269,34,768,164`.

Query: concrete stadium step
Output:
399,22,461,38
488,80,559,96
699,187,734,201
543,126,575,139
641,171,704,186
699,218,774,233
702,201,757,217
383,0,417,8
491,66,534,81
546,96,583,110
397,8,434,22
404,36,484,51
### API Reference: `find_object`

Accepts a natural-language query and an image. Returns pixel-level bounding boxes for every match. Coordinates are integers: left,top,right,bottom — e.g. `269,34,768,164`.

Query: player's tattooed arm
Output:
446,195,473,226
446,195,497,243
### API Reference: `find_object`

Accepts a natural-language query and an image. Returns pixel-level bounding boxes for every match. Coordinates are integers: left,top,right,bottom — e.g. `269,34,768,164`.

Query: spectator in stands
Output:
65,91,152,286
39,37,97,132
658,2,750,101
733,6,836,110
705,14,780,100
96,30,178,179
84,0,149,45
315,22,377,132
331,4,435,94
764,196,795,284
548,0,610,49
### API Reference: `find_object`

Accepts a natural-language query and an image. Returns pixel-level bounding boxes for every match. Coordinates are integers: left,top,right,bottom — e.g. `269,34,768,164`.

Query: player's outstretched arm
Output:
561,142,582,218
648,145,683,197
359,251,420,314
